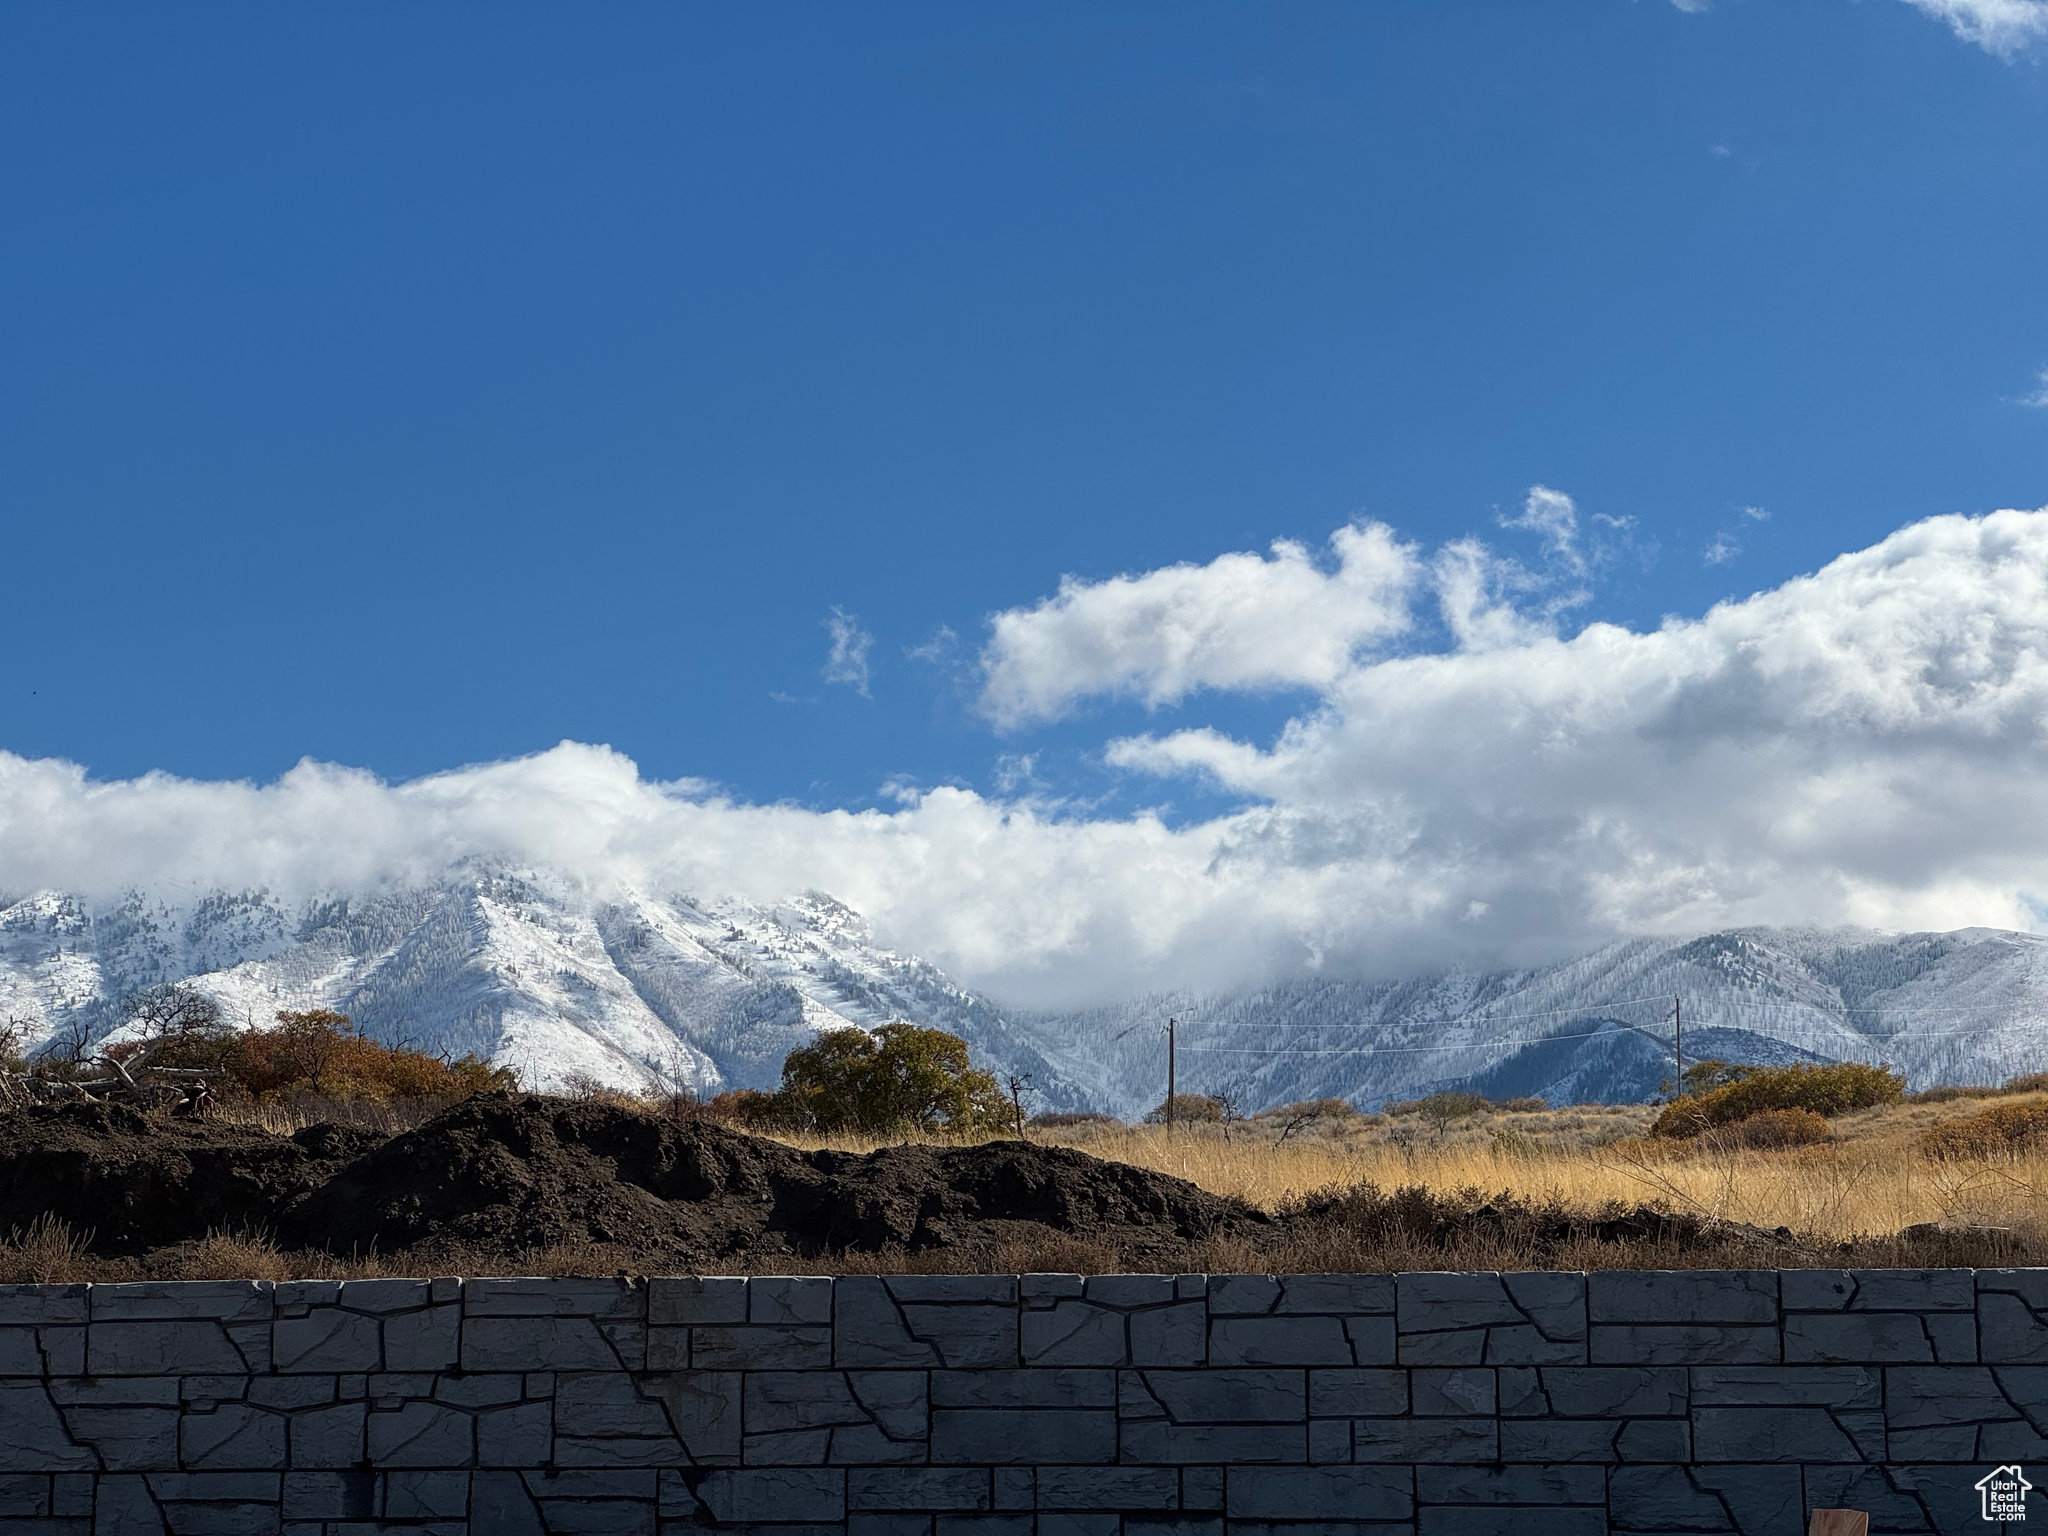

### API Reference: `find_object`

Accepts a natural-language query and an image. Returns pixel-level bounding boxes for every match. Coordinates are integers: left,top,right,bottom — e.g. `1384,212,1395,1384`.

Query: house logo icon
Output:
1978,1465,2033,1522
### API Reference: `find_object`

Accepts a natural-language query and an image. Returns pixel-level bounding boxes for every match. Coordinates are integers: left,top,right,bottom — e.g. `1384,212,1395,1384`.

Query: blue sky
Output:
5,3,2048,1001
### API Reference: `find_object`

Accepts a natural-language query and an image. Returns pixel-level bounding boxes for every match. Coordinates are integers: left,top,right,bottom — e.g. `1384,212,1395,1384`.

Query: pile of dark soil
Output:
0,1093,1265,1270
3,1093,2032,1275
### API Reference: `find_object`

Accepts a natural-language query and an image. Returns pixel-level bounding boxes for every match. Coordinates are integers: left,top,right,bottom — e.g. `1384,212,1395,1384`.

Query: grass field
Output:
784,1090,2048,1250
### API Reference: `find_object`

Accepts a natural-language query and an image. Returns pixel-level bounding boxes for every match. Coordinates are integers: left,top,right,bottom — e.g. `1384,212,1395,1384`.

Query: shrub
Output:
1144,1093,1231,1125
1500,1096,1548,1113
1029,1111,1122,1129
1651,1061,1903,1138
1704,1108,1832,1150
144,1009,517,1104
1906,1084,2003,1105
736,1022,1011,1136
1921,1100,2048,1160
2005,1072,2048,1095
1414,1091,1489,1137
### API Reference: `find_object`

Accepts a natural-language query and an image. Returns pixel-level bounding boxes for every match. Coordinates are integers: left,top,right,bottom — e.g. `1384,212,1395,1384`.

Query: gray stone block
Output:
1135,1368,1305,1422
272,1309,380,1373
89,1474,161,1536
40,1325,85,1376
1588,1270,1776,1325
1692,1464,1805,1536
835,1279,940,1370
1617,1418,1693,1461
433,1374,523,1409
1350,1419,1496,1464
1411,1369,1494,1416
476,1400,552,1466
1021,1304,1124,1367
1784,1312,1935,1363
1690,1366,1879,1408
1130,1304,1206,1368
0,1474,49,1517
288,1402,366,1469
1884,1365,2017,1427
554,1373,679,1440
1180,1467,1224,1511
91,1283,271,1325
1344,1317,1397,1366
1420,1509,1604,1536
650,1371,742,1462
383,1304,460,1371
1504,1272,1586,1340
852,1515,936,1536
1117,1421,1303,1463
1540,1366,1687,1416
930,1370,1111,1409
1035,1467,1178,1509
1309,1417,1351,1462
282,1470,373,1520
383,1469,469,1518
342,1279,435,1315
1124,1518,1223,1536
1277,1275,1396,1315
179,1405,285,1470
1497,1418,1631,1462
1692,1405,1870,1463
896,1305,1019,1370
1419,1464,1604,1504
465,1277,642,1320
1979,1291,2048,1363
1228,1525,1409,1536
848,1468,990,1510
1207,1275,1281,1316
1498,1367,1546,1416
648,1277,747,1326
0,1285,88,1326
463,1315,623,1372
1400,1327,1486,1366
89,1322,245,1376
1084,1276,1173,1309
1590,1325,1778,1365
885,1277,1017,1306
1227,1465,1412,1520
1478,1324,1586,1366
365,1402,473,1467
751,1278,834,1326
0,1326,43,1373
62,1407,177,1471
0,1383,97,1472
1980,1269,2048,1307
696,1468,846,1523
935,1516,1031,1536
242,1378,331,1412
1926,1312,1977,1362
1607,1464,1732,1531
1020,1275,1084,1308
1209,1317,1354,1367
930,1410,1116,1465
1037,1515,1119,1536
1397,1274,1523,1332
1309,1369,1406,1418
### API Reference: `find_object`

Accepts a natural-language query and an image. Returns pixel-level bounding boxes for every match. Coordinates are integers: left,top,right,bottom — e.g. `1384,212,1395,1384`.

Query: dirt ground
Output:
0,1091,2036,1280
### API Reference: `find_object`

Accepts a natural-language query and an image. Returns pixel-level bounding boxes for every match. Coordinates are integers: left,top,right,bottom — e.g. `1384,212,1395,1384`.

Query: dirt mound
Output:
286,1094,1263,1266
0,1093,1264,1268
0,1102,366,1252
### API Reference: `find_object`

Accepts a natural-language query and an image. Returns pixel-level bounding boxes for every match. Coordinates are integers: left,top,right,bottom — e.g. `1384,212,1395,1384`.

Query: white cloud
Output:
12,506,2048,1008
1902,0,2048,56
823,606,874,697
2022,369,2048,409
976,522,1419,729
1499,485,1586,573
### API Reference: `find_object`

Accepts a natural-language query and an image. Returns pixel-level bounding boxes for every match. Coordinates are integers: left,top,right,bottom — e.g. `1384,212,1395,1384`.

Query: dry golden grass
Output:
773,1092,2048,1247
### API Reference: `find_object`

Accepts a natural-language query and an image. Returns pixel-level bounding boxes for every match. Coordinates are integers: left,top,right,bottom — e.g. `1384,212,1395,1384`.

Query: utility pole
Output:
1673,994,1684,1100
1166,1017,1177,1137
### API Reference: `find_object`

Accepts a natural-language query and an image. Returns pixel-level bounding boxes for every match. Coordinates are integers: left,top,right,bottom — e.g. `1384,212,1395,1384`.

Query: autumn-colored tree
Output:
759,1022,1011,1136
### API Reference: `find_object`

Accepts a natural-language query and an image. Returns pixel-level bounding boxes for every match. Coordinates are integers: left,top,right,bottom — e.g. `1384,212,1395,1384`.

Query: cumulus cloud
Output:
1903,0,2048,55
976,522,1418,729
2022,369,2048,409
822,606,874,697
11,506,2048,1008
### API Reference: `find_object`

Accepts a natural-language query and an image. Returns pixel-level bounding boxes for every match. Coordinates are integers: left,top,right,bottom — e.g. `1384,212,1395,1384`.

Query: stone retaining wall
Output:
1,1270,2044,1535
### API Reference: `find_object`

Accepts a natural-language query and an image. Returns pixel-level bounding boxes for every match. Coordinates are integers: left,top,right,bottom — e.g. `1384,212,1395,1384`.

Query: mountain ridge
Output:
3,872,2044,1112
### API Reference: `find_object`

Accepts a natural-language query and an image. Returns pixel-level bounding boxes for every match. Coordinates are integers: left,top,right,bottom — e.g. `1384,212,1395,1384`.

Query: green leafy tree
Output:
773,1022,1011,1136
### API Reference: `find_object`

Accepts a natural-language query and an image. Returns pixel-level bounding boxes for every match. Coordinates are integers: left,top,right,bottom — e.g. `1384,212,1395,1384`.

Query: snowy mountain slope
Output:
3,874,2045,1111
0,873,1085,1104
1007,926,2048,1116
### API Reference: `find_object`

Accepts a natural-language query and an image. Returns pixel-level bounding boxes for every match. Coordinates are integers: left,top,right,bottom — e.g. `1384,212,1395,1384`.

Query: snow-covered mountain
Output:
0,871,1083,1105
3,872,2045,1113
